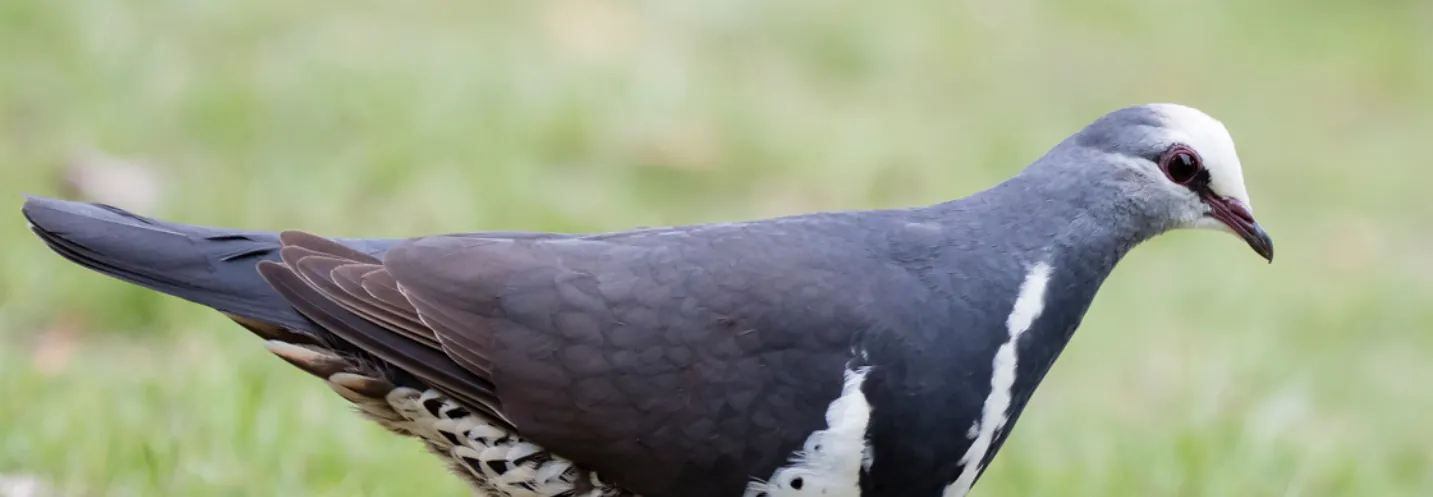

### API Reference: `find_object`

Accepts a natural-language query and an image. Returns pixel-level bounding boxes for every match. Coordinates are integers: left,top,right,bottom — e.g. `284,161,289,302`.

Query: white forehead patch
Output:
1146,103,1252,211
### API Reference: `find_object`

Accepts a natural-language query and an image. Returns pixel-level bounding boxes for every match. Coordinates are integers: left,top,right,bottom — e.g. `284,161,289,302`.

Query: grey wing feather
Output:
375,231,873,497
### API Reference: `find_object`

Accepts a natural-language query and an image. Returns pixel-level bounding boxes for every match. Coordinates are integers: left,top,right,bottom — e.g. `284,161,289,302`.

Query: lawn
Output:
1,0,1430,495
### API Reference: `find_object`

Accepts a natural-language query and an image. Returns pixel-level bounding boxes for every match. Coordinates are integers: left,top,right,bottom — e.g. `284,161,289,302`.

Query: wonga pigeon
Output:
22,103,1273,497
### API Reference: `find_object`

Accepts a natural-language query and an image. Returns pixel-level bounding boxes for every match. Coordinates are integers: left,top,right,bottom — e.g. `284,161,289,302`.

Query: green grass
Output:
1,0,1430,495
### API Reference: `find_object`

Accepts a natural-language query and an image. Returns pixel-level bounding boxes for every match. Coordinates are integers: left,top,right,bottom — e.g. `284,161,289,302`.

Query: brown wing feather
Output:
297,254,497,377
288,253,442,348
277,232,500,382
323,257,498,376
258,233,517,428
257,260,512,427
360,266,421,315
333,265,424,323
397,289,498,384
279,230,382,264
328,264,422,326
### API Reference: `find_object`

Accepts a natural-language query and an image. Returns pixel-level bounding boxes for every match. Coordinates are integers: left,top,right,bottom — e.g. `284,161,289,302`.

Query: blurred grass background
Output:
1,0,1430,495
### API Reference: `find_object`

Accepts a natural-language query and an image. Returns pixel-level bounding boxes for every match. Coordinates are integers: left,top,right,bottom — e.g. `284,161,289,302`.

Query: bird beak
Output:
1202,195,1274,263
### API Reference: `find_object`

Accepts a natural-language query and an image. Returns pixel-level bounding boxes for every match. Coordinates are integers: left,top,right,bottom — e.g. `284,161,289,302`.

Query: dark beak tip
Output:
1250,224,1274,264
1206,195,1273,264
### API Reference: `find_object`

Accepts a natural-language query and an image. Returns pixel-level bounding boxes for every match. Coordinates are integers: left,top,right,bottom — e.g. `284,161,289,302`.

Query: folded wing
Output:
261,228,870,497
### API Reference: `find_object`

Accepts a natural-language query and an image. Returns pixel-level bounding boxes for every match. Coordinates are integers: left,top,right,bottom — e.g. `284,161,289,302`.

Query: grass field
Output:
2,0,1431,495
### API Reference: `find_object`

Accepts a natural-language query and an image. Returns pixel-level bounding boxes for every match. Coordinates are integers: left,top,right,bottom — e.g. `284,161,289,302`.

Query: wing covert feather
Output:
379,232,874,497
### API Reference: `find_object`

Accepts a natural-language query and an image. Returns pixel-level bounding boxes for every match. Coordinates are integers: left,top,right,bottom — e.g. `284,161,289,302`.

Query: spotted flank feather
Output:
265,338,631,497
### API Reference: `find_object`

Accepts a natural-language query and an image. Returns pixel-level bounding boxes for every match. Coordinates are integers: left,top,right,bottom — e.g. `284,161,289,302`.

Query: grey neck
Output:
929,161,1162,272
905,151,1168,364
853,144,1174,493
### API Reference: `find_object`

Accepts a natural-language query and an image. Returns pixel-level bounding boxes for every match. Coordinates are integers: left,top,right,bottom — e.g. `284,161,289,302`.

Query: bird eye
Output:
1160,146,1202,185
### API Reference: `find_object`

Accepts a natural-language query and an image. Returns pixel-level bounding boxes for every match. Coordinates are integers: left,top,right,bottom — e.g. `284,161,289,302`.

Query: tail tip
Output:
20,195,82,233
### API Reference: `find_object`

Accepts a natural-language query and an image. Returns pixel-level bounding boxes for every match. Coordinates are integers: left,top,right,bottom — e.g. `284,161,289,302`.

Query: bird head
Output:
1067,103,1274,262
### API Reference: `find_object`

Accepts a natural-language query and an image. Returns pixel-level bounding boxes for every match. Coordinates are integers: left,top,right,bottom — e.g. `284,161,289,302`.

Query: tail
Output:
20,195,408,337
22,196,491,450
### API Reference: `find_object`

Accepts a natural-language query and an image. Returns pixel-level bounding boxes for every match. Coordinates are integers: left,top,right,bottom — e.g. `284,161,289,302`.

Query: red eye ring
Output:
1160,145,1203,185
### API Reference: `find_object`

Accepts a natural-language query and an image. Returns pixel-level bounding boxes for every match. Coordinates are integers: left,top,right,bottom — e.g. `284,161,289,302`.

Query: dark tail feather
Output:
21,195,450,402
19,195,404,336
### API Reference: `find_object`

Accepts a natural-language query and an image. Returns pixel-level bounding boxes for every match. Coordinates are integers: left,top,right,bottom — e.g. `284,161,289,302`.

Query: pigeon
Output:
21,103,1273,497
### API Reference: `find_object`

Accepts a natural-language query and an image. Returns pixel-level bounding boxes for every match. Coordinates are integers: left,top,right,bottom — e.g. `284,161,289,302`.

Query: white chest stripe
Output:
944,261,1053,497
745,366,873,497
